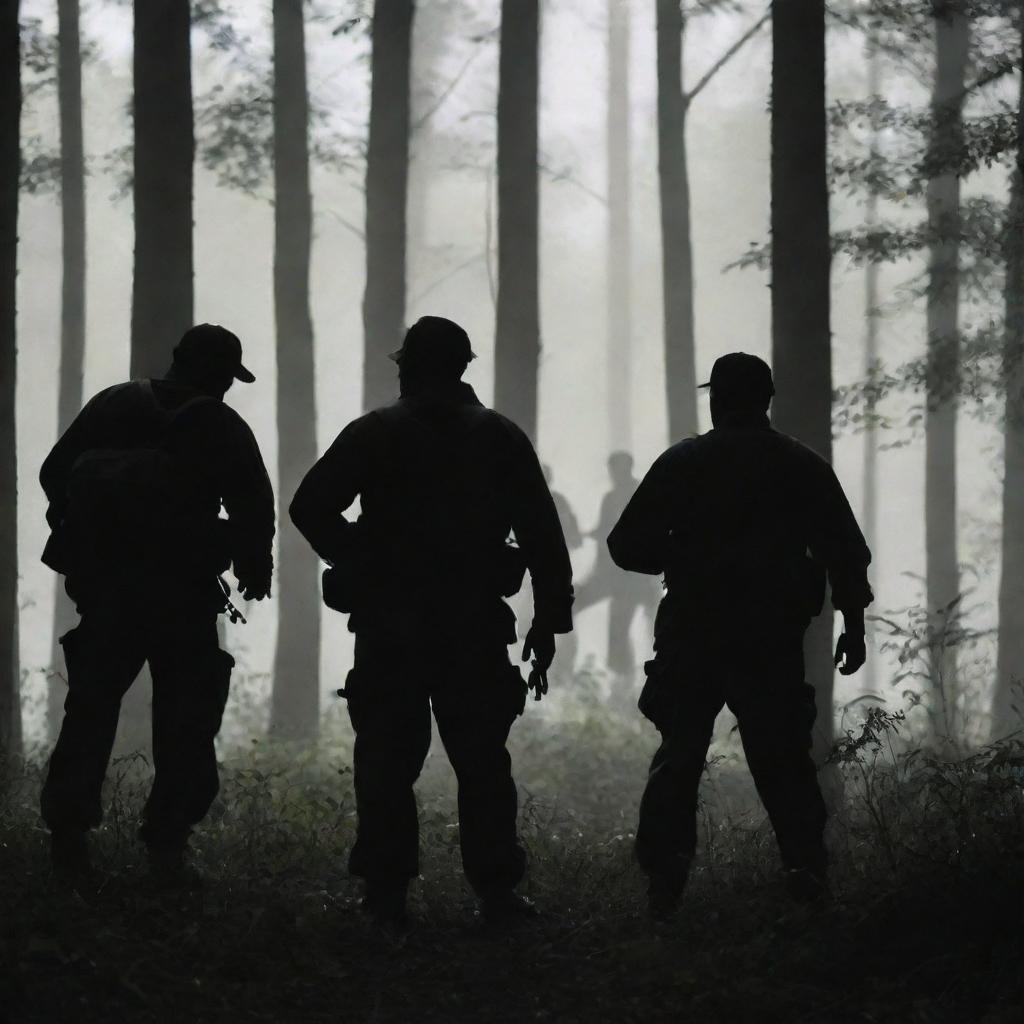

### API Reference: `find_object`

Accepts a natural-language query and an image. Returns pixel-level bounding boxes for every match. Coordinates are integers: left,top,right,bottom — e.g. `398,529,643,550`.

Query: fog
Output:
11,0,1013,746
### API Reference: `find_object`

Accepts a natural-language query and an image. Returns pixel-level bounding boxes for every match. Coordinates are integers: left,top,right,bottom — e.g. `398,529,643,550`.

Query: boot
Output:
361,880,409,931
50,830,94,882
146,842,204,891
477,888,539,924
647,872,687,922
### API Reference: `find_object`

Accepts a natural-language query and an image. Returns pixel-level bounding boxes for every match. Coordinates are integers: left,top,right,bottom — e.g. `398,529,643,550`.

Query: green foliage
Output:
2,669,1022,1022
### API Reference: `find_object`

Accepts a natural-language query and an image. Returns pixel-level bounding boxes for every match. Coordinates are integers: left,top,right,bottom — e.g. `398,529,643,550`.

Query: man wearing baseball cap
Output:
608,352,872,918
39,323,274,886
290,315,574,928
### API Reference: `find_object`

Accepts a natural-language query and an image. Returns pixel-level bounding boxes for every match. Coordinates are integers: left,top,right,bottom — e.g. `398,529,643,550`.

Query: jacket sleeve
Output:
39,386,120,529
289,416,378,565
607,453,673,575
806,460,873,613
508,432,574,634
220,411,276,589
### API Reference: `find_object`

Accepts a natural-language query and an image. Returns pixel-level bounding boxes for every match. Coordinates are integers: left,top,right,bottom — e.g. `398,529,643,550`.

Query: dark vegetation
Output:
2,672,1022,1024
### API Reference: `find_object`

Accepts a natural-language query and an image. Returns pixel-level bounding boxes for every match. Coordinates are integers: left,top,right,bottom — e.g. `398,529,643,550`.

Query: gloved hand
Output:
237,573,271,602
834,631,866,675
523,624,555,701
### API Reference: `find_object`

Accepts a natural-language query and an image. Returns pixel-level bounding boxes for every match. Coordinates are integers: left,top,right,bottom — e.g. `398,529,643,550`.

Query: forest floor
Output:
1,682,1023,1024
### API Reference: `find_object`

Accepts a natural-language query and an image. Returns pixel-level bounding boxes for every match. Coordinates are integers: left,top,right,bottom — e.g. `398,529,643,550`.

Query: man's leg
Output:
728,644,828,889
432,653,527,904
141,614,232,861
40,607,146,864
635,679,723,913
346,638,432,902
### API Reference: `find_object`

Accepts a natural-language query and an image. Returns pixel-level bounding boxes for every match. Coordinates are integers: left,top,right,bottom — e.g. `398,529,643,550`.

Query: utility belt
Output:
321,540,527,615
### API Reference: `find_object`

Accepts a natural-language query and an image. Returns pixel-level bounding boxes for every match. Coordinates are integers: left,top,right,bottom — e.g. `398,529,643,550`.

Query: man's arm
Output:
507,432,574,636
807,459,873,674
607,454,673,575
216,409,276,599
289,416,379,565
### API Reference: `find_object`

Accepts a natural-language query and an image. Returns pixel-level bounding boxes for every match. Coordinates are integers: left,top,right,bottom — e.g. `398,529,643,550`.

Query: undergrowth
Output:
1,678,1022,1024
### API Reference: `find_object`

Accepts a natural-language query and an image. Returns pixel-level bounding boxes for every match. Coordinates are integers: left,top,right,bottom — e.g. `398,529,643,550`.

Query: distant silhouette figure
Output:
39,324,275,885
575,452,660,685
607,353,872,918
290,316,573,928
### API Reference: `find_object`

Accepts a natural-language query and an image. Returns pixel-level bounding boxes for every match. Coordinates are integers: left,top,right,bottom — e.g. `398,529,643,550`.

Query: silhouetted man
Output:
39,324,274,884
290,316,573,927
576,452,660,684
608,353,871,918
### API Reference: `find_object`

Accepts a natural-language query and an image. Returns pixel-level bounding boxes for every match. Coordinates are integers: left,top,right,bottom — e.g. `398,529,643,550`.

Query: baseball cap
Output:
173,323,255,383
698,352,774,404
389,316,476,372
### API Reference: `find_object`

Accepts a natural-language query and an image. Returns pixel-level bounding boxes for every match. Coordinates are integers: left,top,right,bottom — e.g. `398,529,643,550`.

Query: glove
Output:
523,624,555,701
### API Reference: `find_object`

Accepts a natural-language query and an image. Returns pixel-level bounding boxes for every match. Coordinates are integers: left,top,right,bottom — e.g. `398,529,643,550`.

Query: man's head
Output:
390,316,475,387
171,323,254,398
699,352,774,425
608,450,634,486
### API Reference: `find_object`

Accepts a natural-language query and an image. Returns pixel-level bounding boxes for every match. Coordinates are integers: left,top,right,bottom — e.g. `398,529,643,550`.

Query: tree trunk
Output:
0,0,21,765
769,0,834,762
494,0,540,440
48,0,87,740
656,0,697,443
924,3,968,721
862,39,881,697
607,0,632,452
994,16,1024,740
363,0,415,411
131,0,193,378
269,0,320,740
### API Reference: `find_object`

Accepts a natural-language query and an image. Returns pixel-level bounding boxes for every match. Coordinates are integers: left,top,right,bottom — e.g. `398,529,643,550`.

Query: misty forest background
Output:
1,3,1024,1023
3,0,1024,755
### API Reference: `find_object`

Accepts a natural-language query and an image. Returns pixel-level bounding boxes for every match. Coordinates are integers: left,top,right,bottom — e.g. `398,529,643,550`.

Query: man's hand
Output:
238,575,271,602
834,631,866,676
523,625,555,702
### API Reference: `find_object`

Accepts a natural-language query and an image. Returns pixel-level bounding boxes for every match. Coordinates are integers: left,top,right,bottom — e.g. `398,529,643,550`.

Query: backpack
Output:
59,382,227,584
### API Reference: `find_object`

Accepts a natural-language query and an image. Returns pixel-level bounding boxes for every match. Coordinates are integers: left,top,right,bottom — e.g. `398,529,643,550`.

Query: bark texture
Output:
656,0,697,443
0,0,20,761
494,0,540,440
49,0,87,739
270,0,321,740
363,0,415,411
995,15,1024,739
924,2,968,698
607,0,632,452
769,0,834,759
131,0,194,378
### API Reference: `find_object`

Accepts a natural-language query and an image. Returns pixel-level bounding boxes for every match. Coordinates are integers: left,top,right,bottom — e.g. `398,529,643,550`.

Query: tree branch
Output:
685,8,771,105
411,47,484,136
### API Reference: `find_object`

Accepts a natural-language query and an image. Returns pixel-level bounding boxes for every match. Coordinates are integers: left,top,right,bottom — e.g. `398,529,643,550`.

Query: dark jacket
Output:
608,418,872,632
290,381,574,639
40,378,275,592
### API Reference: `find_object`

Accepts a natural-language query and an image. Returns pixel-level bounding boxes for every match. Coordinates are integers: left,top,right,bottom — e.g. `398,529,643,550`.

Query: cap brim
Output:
698,381,711,390
235,364,256,383
388,349,402,363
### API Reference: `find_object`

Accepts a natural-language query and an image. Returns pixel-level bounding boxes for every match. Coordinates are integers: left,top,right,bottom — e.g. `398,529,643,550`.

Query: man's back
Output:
609,421,871,629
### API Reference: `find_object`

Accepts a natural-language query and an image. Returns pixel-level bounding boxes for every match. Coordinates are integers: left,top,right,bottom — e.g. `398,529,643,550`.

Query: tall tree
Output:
48,0,87,739
131,0,193,378
770,0,834,760
269,0,320,740
363,0,415,411
494,0,540,440
607,0,632,452
994,4,1024,738
0,0,20,763
657,3,768,442
924,0,968,687
861,32,882,696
